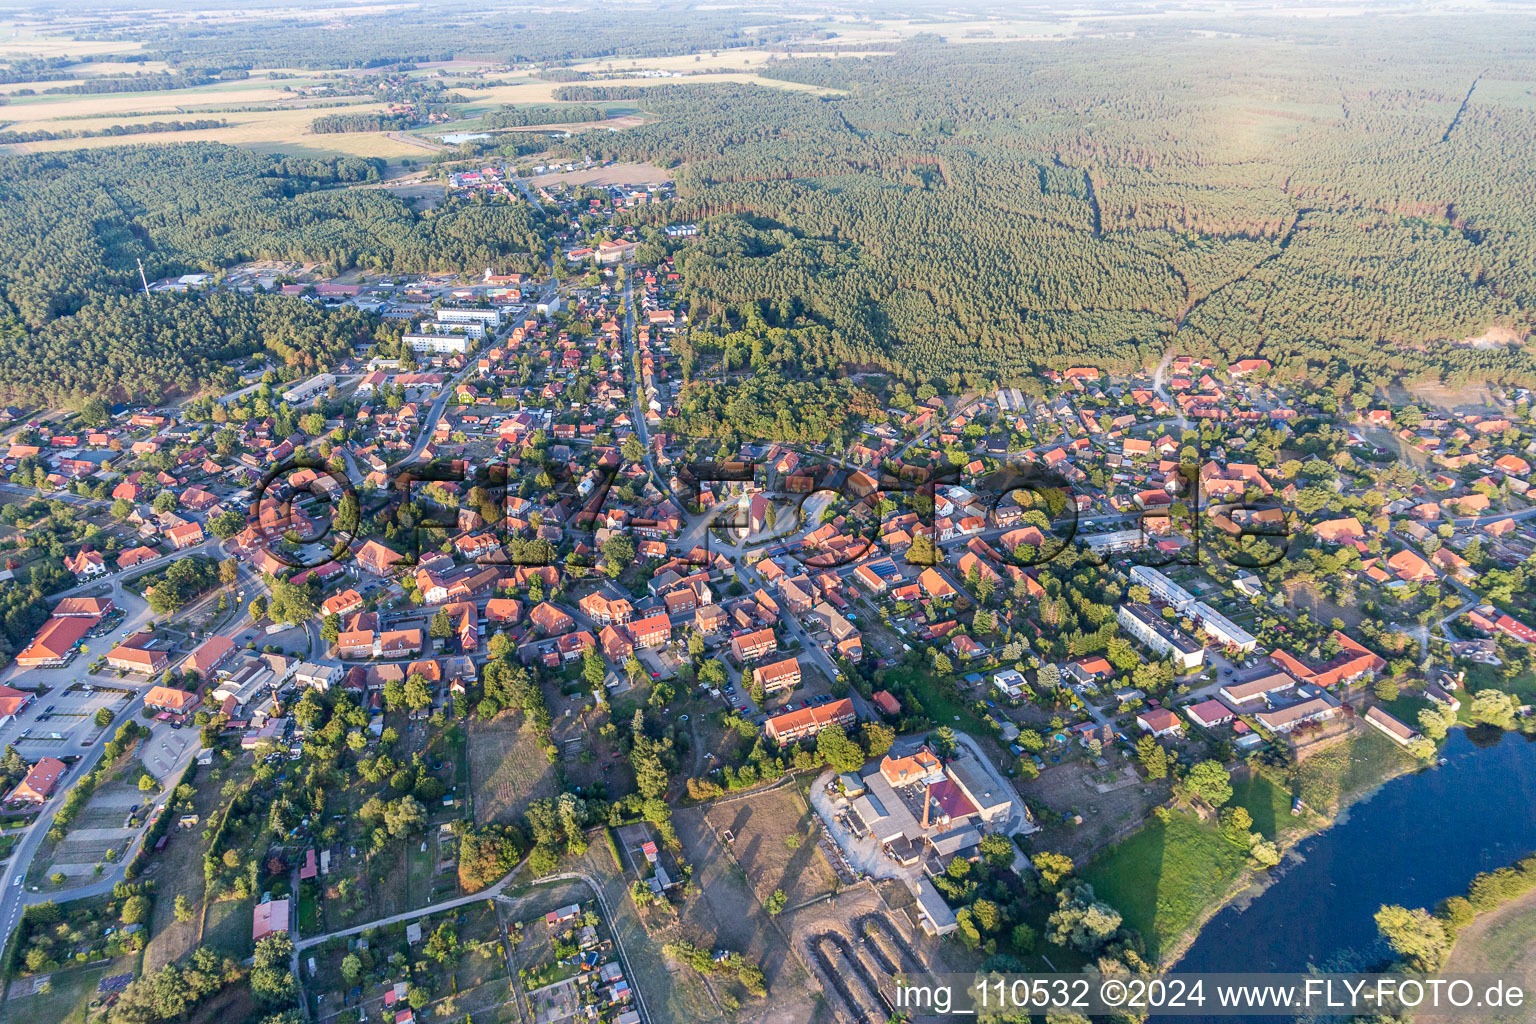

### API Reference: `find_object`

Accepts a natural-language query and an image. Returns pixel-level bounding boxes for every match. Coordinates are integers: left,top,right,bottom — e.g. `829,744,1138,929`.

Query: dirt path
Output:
1425,889,1536,1024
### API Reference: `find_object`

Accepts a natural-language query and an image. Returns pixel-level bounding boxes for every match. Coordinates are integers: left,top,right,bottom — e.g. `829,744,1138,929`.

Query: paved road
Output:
294,869,525,952
731,557,873,722
390,362,476,470
1151,347,1190,430
0,544,267,943
620,273,677,513
891,392,982,461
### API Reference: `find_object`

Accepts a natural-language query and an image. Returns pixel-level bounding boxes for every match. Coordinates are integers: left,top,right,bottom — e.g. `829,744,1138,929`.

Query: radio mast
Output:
136,258,151,298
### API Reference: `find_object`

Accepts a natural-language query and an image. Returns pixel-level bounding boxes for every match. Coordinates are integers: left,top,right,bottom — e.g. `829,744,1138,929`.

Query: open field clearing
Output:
529,162,675,187
462,71,842,110
671,803,828,1024
562,48,894,75
697,785,838,908
502,112,647,132
0,25,143,59
5,110,428,160
469,714,558,825
1082,808,1250,964
0,81,328,112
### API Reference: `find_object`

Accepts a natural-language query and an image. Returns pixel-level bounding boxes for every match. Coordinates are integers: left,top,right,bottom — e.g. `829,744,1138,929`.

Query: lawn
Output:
200,895,254,961
1462,660,1536,702
1375,691,1432,727
523,958,580,990
1292,728,1417,817
879,663,994,737
1228,769,1313,840
1080,809,1249,963
0,957,134,1024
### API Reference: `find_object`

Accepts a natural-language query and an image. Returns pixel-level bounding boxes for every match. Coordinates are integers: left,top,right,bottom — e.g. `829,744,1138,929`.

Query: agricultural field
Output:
0,24,143,59
527,162,674,187
469,714,558,826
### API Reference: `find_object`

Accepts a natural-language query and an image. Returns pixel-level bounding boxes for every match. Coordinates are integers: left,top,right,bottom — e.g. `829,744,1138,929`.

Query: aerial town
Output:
0,160,1531,1024
0,4,1534,1023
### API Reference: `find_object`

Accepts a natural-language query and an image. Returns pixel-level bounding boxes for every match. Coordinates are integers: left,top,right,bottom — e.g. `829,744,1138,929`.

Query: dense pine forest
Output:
0,145,548,405
3,12,1536,407
568,20,1536,397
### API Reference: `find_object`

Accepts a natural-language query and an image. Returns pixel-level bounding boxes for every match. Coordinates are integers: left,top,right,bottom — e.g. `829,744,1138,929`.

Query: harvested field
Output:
530,162,674,187
469,714,558,825
697,785,838,907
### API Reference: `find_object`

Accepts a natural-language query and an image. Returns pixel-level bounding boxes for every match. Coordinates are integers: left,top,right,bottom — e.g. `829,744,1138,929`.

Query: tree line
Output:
483,103,607,128
0,119,225,144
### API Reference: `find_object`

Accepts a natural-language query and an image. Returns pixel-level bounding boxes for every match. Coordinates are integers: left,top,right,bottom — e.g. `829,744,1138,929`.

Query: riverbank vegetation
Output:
1377,850,1536,973
1079,732,1418,964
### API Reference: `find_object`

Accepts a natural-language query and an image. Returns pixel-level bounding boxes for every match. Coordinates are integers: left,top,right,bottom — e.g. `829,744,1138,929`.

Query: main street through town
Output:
0,535,270,941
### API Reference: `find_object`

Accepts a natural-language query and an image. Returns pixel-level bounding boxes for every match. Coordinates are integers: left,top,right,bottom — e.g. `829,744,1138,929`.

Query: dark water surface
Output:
1165,729,1536,1019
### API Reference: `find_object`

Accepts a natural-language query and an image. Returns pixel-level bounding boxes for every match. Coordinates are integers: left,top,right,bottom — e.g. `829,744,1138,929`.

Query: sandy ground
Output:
531,162,675,187
1459,325,1528,348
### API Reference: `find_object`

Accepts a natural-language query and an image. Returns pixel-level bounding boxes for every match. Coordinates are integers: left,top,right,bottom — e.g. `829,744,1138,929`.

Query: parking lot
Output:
0,684,134,757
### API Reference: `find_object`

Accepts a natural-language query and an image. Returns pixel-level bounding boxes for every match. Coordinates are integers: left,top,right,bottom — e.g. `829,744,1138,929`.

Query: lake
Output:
1167,729,1536,1010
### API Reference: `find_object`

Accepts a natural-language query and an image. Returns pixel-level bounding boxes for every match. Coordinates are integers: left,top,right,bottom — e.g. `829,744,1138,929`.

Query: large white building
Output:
1084,529,1147,553
404,332,472,355
435,306,503,330
281,373,336,404
1129,565,1196,611
1117,603,1205,670
1190,601,1257,652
